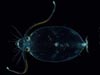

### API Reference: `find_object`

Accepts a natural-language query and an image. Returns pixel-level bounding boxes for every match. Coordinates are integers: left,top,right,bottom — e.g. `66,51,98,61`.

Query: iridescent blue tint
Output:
16,36,31,51
22,26,87,62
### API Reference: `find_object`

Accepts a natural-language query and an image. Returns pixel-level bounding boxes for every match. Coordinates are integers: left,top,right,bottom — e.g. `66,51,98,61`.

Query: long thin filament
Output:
11,25,23,37
25,1,56,36
6,53,28,74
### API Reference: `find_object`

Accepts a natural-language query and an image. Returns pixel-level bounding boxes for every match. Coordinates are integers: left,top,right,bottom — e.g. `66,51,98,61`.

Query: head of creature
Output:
15,36,31,52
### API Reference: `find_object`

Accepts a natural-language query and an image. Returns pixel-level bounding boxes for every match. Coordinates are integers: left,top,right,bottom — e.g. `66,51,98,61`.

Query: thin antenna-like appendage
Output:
8,41,16,43
25,1,56,36
6,54,28,74
16,54,23,66
11,25,23,37
12,51,21,65
10,32,20,39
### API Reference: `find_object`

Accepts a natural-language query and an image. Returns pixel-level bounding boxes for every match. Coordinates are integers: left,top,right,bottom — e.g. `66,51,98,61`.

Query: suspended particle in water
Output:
6,1,88,74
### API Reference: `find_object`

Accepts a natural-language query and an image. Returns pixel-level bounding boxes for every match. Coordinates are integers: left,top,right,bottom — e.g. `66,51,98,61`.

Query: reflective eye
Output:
26,36,30,41
26,47,30,52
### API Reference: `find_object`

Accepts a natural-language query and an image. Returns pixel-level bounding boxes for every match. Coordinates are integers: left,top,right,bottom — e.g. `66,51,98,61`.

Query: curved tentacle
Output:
6,53,28,74
25,1,56,36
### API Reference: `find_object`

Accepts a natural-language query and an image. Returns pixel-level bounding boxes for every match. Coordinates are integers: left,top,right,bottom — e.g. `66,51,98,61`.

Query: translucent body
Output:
7,1,88,74
26,26,86,62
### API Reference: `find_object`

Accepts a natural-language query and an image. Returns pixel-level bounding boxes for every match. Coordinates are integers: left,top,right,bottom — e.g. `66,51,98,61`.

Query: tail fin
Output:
84,36,88,53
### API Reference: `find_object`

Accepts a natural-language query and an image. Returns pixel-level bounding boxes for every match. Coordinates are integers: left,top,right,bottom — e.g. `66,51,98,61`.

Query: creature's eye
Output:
26,47,30,52
26,36,30,41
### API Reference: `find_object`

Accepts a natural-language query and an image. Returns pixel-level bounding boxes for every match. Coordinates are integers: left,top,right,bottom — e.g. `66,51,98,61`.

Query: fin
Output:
85,36,88,53
11,25,23,37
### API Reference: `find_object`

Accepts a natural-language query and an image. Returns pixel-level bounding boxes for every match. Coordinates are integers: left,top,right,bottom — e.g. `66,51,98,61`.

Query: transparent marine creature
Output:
6,1,88,74
28,26,88,62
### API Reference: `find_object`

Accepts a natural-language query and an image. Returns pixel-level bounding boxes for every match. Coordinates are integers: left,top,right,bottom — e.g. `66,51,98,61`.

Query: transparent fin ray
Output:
11,25,23,37
10,32,20,39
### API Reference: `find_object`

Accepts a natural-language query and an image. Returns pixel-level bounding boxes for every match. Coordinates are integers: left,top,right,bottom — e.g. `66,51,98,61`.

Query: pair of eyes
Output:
24,37,31,52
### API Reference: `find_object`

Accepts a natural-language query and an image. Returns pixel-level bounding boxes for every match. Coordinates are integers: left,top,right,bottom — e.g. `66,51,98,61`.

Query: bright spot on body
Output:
54,42,59,47
81,43,87,47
